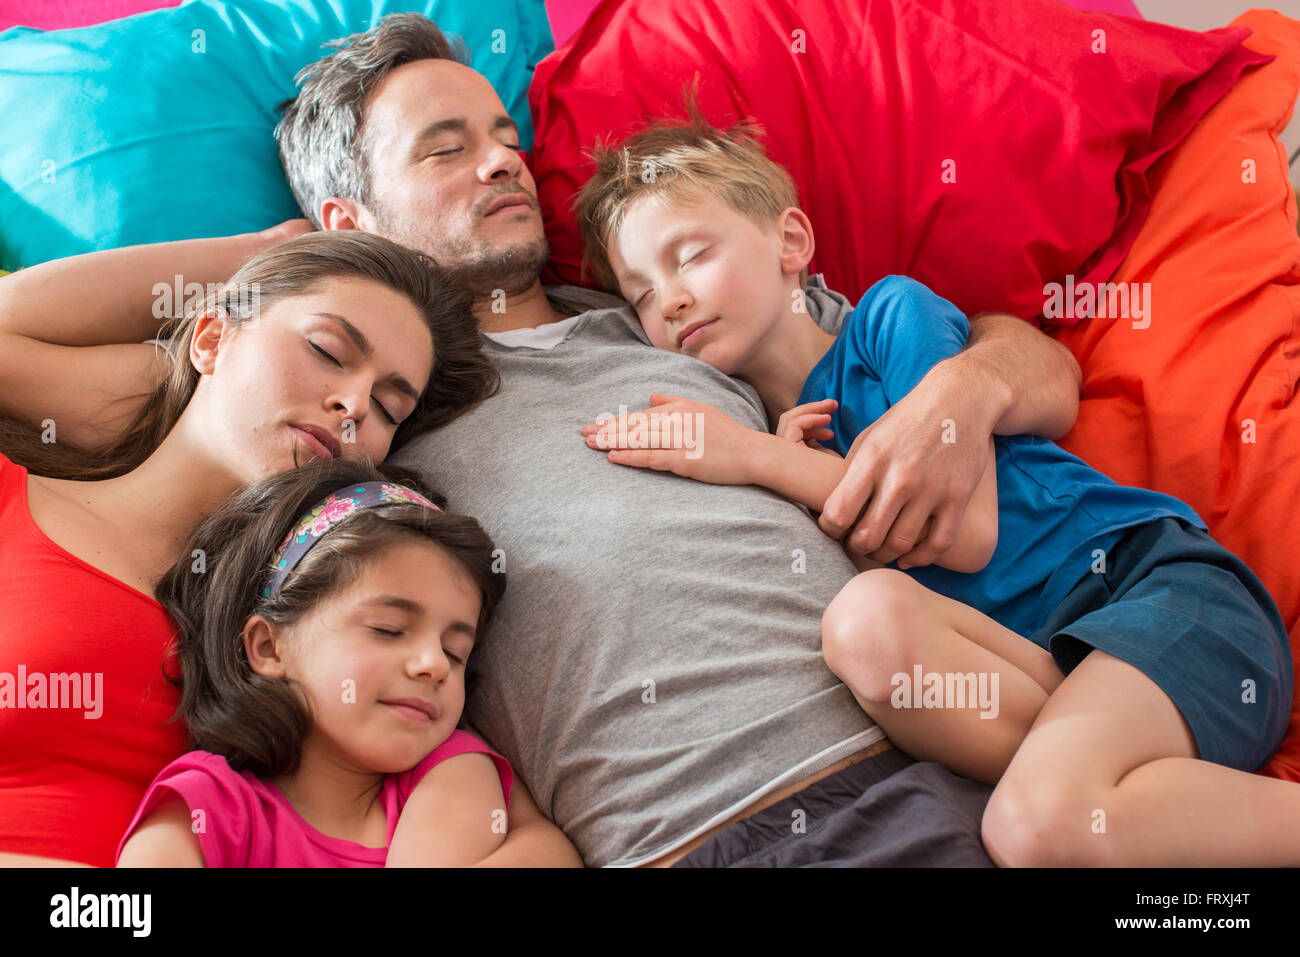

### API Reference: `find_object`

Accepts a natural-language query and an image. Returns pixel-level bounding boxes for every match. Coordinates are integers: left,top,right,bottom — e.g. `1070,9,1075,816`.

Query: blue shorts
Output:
1028,517,1292,771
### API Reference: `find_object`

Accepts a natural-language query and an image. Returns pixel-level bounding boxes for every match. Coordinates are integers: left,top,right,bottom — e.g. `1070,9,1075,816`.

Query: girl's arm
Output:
115,796,205,867
471,776,585,868
386,753,509,867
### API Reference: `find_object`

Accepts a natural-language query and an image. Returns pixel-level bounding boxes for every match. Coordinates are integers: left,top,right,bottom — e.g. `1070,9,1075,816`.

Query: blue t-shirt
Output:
797,275,1207,637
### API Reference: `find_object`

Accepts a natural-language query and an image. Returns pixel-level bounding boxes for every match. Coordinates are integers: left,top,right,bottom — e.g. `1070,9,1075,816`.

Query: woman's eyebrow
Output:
311,312,420,402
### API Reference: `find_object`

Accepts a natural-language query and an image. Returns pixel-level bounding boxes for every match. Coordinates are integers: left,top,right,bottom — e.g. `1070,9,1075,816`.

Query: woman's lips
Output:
290,425,335,461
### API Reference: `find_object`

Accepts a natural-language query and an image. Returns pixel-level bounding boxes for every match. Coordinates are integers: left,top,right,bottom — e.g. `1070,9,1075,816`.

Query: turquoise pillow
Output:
0,0,553,270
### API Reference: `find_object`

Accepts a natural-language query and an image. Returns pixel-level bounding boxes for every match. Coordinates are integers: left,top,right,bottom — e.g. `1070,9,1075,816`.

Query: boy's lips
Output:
677,318,718,349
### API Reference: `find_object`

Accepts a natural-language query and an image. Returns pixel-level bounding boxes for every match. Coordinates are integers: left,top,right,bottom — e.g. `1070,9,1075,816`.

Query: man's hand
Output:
820,360,1001,570
580,393,767,486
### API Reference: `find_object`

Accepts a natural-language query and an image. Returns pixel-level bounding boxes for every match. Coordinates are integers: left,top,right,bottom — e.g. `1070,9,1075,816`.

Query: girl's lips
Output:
290,425,334,462
383,702,433,724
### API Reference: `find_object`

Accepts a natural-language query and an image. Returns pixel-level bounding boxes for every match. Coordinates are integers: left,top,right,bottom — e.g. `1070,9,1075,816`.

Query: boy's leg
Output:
982,649,1300,866
822,569,1067,785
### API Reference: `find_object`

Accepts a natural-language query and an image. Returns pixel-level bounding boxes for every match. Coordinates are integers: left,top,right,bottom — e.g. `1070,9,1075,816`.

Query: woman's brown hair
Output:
0,230,499,480
156,457,506,779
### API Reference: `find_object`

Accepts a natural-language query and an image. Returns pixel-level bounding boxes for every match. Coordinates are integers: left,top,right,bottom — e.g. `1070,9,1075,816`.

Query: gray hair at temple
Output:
275,13,469,227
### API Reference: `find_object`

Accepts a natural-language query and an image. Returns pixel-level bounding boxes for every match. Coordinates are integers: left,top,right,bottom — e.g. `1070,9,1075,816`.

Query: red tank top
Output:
0,452,188,866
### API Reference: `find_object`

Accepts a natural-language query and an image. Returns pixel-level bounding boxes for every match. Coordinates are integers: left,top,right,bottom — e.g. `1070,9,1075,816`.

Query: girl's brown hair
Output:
0,230,499,480
156,457,505,779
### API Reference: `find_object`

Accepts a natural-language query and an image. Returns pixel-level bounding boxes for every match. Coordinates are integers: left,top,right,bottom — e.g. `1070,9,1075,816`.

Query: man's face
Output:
356,59,547,296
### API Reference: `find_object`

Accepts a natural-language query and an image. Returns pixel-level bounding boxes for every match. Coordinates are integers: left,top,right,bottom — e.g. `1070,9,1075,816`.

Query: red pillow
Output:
528,0,1268,322
1052,9,1300,780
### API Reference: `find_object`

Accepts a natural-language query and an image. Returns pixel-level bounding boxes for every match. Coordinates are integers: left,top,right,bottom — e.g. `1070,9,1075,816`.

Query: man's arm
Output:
820,311,1081,569
0,220,311,451
962,311,1082,440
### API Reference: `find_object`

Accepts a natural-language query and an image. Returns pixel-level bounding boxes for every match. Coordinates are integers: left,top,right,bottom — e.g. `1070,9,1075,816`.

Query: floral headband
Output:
261,482,441,600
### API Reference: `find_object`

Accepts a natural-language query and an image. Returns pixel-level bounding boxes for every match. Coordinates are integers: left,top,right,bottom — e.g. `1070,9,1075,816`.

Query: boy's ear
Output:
243,616,289,679
777,207,815,278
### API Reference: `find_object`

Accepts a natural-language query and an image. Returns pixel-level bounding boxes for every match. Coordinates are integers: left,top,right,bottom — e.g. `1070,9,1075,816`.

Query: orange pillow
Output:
1051,9,1300,780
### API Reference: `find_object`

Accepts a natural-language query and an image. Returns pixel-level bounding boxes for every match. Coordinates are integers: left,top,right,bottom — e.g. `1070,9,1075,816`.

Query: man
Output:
271,13,1082,867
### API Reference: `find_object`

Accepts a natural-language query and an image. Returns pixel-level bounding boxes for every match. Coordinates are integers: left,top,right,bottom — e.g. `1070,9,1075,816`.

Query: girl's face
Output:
188,276,436,482
247,537,483,775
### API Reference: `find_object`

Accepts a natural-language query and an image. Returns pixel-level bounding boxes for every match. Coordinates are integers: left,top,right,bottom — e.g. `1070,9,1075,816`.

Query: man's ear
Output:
243,616,289,679
189,308,231,375
320,197,370,232
777,207,816,279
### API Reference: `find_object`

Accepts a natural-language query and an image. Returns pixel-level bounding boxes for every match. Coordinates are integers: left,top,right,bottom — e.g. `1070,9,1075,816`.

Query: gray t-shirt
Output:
390,276,882,867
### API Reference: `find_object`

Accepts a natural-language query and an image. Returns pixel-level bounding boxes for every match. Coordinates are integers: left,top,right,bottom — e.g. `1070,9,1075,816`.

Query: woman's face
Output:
252,537,482,776
190,276,436,482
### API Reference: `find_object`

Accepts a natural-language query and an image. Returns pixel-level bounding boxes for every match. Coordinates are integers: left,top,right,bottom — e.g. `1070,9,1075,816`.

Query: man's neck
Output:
473,278,577,333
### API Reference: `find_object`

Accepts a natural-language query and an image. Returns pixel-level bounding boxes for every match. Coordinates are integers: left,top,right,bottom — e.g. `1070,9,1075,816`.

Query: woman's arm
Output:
115,796,205,867
0,220,311,450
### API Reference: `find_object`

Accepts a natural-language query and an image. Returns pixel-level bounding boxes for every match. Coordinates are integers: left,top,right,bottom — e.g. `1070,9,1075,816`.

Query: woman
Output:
0,224,579,866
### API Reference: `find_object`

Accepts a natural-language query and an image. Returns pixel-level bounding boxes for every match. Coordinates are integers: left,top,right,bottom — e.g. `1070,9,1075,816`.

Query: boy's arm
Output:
821,293,1076,570
755,432,998,574
0,220,311,450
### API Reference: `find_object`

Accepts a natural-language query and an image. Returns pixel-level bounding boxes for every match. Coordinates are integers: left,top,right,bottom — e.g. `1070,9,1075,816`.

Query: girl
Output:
0,227,515,866
116,458,546,867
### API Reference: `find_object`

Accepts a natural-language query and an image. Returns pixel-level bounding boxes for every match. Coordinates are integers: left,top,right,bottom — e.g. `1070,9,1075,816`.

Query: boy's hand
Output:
775,398,838,445
580,393,766,486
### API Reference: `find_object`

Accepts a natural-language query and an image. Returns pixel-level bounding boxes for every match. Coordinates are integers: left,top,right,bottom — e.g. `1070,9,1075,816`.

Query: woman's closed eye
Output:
310,340,399,426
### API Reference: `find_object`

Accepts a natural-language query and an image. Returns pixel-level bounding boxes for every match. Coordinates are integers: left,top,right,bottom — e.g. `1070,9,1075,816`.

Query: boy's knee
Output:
981,777,1113,867
822,569,929,700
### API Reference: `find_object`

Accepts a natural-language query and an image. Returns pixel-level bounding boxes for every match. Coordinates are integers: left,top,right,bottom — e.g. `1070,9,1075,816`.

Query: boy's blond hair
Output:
574,96,808,293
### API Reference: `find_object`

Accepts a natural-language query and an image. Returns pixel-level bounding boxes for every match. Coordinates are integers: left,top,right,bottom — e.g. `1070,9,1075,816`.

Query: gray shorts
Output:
672,747,995,867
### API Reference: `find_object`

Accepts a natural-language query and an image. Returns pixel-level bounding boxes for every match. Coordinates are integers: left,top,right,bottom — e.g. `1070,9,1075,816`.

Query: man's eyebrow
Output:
311,313,420,403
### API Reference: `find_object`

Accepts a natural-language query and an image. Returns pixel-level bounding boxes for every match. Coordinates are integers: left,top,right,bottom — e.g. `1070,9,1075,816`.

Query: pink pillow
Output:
528,0,1268,322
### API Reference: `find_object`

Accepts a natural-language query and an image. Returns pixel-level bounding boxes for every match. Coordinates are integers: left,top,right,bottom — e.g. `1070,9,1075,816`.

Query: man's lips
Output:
290,424,341,461
484,193,534,217
677,318,718,349
382,698,440,723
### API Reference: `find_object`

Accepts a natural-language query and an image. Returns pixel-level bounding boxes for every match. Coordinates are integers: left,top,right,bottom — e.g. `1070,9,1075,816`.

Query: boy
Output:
571,108,1292,833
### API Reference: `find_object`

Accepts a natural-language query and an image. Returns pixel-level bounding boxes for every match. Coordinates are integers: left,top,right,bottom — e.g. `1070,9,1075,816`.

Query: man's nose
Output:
478,136,524,183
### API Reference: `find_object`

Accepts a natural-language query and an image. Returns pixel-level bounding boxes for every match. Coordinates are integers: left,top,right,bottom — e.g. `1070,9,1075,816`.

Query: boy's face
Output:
607,193,804,376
